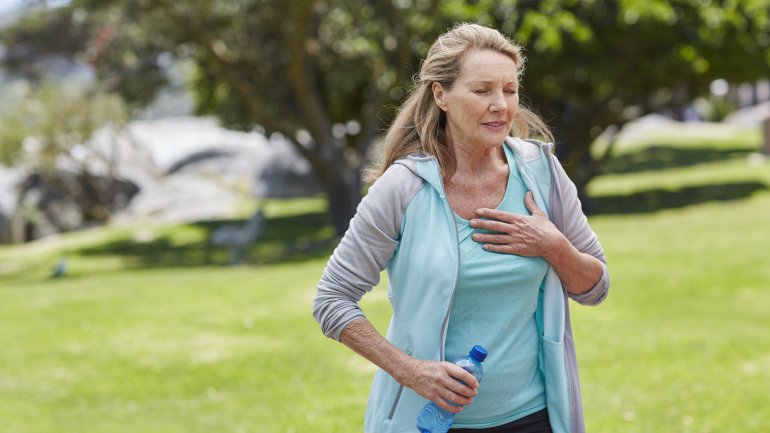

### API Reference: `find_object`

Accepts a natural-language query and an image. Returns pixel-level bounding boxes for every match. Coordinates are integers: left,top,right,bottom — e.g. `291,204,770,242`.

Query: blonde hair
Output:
364,23,553,183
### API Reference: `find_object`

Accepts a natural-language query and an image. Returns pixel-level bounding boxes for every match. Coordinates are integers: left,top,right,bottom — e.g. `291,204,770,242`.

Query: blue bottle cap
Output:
470,345,488,362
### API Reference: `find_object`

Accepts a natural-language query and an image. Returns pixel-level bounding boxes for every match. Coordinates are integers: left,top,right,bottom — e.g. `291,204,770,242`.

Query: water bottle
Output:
416,345,488,433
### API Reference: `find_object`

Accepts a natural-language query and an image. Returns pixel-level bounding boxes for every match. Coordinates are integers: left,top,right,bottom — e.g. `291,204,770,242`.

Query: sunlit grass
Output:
1,125,769,432
576,193,770,432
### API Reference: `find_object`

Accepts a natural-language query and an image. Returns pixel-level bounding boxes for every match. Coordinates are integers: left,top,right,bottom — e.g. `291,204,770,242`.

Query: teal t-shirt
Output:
444,145,548,428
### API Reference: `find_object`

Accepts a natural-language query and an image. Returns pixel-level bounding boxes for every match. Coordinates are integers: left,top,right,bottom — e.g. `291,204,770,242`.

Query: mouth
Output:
482,121,506,128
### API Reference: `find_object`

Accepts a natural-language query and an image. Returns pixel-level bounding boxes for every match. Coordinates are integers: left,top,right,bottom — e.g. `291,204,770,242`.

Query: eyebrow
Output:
468,80,518,86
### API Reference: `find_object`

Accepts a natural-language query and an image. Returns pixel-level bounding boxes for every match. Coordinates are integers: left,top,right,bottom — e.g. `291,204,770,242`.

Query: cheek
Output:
453,95,485,120
445,110,472,131
509,96,520,114
456,93,480,108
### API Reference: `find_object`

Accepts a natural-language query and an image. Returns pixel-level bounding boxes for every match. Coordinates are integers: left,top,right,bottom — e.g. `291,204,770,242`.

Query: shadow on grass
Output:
601,146,756,175
590,181,768,215
77,211,337,268
72,180,769,268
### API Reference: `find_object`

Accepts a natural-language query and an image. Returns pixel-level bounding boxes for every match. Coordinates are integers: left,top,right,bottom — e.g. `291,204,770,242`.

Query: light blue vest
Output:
364,138,575,433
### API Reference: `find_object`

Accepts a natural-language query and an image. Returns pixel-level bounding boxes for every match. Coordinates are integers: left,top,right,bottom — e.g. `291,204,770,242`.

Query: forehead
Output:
457,49,518,84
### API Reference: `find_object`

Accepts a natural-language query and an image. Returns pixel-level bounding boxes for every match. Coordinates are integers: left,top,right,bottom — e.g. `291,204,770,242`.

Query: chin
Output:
484,134,509,146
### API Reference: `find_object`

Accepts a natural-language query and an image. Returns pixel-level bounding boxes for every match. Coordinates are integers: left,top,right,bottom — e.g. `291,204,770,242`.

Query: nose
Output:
489,90,507,113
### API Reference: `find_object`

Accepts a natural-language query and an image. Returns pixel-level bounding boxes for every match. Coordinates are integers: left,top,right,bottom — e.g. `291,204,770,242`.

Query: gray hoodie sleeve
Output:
549,154,610,305
313,163,424,340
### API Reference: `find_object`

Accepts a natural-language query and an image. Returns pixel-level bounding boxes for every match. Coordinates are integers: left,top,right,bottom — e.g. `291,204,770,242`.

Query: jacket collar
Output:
394,137,552,196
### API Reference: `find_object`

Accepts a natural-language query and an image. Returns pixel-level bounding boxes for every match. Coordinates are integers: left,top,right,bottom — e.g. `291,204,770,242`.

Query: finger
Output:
471,232,510,245
440,388,473,408
474,207,517,223
444,374,477,400
481,243,521,255
447,365,480,392
524,191,543,216
469,218,515,233
435,397,465,413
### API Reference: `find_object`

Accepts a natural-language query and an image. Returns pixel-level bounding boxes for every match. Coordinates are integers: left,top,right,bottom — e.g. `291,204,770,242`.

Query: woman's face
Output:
433,49,519,151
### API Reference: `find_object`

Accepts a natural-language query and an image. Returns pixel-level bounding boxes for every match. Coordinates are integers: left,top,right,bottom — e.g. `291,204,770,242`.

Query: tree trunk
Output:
556,135,590,182
555,126,601,214
316,163,361,237
553,110,626,215
324,171,361,238
763,117,770,156
302,149,362,237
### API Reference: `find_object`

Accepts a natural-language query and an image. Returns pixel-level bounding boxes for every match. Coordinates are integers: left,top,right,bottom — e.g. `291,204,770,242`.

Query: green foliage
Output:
2,0,769,229
0,82,129,223
0,83,127,167
0,4,92,80
693,95,737,122
0,106,28,166
480,0,770,187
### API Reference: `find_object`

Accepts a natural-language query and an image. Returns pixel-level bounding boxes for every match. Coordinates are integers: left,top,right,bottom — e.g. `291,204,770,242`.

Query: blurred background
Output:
0,1,768,432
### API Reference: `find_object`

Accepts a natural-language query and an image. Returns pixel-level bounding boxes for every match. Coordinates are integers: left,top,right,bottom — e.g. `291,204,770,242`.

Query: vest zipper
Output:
386,349,412,420
434,159,462,362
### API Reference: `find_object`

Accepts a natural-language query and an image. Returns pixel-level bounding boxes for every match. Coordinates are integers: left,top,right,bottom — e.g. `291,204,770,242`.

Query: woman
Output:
313,23,609,433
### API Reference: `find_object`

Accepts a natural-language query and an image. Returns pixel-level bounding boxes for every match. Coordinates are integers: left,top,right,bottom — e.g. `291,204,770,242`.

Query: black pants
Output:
449,408,552,433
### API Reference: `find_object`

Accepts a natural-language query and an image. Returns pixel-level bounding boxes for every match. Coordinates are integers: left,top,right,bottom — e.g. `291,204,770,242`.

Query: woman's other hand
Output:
469,191,565,260
400,358,479,412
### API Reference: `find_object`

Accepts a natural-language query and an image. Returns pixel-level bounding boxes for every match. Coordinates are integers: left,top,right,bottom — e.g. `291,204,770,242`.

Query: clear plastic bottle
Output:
416,345,488,433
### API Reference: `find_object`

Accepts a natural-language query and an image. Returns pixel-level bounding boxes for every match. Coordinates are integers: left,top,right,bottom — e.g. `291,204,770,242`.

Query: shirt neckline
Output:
452,144,519,225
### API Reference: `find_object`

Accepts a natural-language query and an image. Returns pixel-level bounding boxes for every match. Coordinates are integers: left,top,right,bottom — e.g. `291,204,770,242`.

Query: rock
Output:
0,166,24,243
113,172,243,224
2,116,324,241
723,101,770,127
126,116,320,198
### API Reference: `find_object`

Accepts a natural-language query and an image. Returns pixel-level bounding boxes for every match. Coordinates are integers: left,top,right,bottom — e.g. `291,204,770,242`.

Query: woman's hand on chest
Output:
469,191,565,260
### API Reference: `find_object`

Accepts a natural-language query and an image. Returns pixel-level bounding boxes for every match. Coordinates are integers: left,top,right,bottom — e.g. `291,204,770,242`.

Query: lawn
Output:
1,122,769,432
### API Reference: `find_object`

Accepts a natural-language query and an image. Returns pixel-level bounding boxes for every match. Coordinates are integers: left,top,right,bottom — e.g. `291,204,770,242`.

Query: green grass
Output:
0,264,375,433
576,196,770,432
1,123,769,432
577,127,770,432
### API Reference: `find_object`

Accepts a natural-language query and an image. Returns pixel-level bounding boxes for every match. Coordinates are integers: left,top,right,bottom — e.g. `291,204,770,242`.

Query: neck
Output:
449,136,506,176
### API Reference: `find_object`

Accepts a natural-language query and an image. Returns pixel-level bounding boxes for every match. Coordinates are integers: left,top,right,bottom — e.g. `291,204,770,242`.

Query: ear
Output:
432,82,448,112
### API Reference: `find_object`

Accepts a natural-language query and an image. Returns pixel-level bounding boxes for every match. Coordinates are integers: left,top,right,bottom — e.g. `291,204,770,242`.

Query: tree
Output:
0,82,139,237
3,0,769,228
2,0,459,235
478,0,770,195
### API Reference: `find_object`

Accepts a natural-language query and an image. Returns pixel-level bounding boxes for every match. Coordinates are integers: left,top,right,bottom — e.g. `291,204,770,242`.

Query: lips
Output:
482,121,506,128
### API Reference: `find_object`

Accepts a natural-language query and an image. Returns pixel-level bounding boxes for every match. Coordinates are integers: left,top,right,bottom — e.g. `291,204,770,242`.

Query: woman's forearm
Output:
339,318,479,411
544,235,604,295
339,318,415,384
